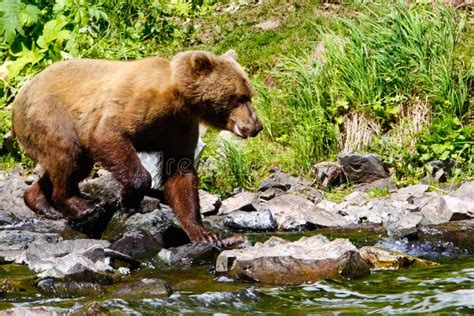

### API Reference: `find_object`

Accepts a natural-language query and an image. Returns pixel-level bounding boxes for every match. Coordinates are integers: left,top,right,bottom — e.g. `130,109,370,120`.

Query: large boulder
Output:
22,239,137,280
261,193,351,230
224,209,277,231
338,152,389,183
216,235,370,285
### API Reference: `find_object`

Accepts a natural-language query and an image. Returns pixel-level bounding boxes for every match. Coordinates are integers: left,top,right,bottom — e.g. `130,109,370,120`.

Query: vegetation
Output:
1,0,473,196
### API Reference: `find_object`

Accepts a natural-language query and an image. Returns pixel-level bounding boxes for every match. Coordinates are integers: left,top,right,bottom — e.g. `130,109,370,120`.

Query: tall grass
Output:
250,0,472,177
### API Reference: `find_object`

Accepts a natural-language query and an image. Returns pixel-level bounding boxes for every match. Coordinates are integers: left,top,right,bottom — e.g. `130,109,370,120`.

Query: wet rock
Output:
69,302,125,315
23,239,134,280
103,207,177,243
216,235,370,285
0,219,86,240
0,230,62,263
199,189,221,216
416,219,474,253
111,278,172,299
255,19,281,30
355,177,397,192
261,193,351,230
156,235,245,266
338,152,389,183
218,191,258,215
1,307,69,315
37,278,106,297
224,209,277,231
359,246,438,269
313,161,346,189
110,231,162,260
449,181,474,199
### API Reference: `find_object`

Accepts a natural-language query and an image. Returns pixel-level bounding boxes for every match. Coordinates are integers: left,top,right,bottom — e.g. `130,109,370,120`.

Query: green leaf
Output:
8,44,44,78
37,16,70,49
21,4,41,26
0,12,20,44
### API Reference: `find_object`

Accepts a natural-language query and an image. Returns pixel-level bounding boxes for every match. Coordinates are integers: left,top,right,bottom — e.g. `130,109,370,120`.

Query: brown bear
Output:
11,50,262,242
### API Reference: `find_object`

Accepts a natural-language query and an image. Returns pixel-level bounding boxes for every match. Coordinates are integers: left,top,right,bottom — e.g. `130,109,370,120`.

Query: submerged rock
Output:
359,246,438,269
416,219,474,253
111,278,172,299
1,307,69,315
216,235,370,285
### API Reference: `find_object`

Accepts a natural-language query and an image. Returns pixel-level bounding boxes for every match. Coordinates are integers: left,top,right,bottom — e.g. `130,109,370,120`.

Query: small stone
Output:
111,278,172,299
313,161,345,189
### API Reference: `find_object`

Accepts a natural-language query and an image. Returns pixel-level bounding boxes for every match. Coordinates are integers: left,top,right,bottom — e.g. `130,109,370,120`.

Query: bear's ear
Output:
222,49,238,61
192,52,213,74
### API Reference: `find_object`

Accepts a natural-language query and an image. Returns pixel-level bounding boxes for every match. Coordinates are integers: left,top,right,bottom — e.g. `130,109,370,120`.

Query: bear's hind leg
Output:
24,173,64,220
48,157,97,220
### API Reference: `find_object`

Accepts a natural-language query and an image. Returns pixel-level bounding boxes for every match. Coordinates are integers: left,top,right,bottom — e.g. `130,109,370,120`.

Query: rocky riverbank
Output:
0,153,473,313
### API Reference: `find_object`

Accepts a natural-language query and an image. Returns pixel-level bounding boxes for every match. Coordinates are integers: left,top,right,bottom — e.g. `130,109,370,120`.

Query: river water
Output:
1,236,473,314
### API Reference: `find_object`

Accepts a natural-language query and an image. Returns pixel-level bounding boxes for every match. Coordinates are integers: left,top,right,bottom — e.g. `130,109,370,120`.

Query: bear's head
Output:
172,50,263,138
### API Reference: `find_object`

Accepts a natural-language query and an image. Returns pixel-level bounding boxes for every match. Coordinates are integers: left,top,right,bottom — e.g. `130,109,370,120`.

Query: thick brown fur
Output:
12,50,262,242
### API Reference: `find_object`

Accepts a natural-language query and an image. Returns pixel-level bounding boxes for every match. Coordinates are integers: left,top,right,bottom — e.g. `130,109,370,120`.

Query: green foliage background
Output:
0,0,473,195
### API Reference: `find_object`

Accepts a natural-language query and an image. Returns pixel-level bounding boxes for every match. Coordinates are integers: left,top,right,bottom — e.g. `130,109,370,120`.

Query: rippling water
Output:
5,255,472,314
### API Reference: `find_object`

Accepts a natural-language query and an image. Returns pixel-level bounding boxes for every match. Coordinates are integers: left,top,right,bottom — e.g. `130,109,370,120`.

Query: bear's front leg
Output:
92,136,151,209
164,167,219,243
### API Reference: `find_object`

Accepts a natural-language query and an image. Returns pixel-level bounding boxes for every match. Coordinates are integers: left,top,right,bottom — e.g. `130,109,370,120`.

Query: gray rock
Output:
110,231,162,260
80,171,122,205
384,210,423,237
0,173,37,221
420,195,473,225
313,161,346,189
218,191,258,215
338,152,389,184
343,191,369,206
391,184,429,201
199,189,221,216
258,170,297,191
216,235,370,285
224,209,277,231
260,193,351,230
355,177,397,192
258,187,284,200
449,181,474,199
23,239,132,279
423,159,455,183
0,230,62,263
37,278,106,297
